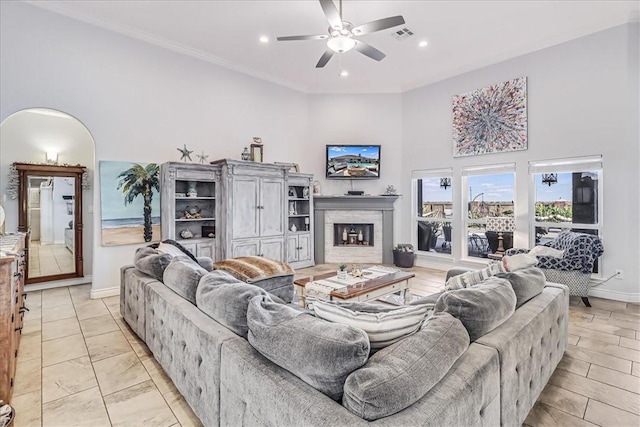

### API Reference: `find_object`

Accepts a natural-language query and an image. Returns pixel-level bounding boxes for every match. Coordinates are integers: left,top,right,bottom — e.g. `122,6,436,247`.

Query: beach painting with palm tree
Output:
99,161,161,246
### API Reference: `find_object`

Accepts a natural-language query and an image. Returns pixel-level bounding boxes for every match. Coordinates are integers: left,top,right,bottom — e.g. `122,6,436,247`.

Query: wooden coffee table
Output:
294,269,415,308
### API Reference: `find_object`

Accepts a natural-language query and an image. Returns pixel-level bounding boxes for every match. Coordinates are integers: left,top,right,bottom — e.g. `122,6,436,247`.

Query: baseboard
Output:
589,287,640,303
25,275,92,292
90,286,120,300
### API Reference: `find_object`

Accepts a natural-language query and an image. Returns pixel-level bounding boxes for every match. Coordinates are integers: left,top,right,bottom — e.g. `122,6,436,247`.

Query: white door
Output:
298,234,311,262
260,237,284,261
287,235,299,262
232,240,259,258
232,176,260,239
260,178,284,237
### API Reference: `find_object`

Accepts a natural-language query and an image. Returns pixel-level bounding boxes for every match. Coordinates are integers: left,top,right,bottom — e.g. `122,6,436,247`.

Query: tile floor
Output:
28,241,74,277
9,264,640,427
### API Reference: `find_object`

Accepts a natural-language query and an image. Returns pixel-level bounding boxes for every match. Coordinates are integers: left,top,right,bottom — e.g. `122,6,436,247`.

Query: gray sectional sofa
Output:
120,263,568,427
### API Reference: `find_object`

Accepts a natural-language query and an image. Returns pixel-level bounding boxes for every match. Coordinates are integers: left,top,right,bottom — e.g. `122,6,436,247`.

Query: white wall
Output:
307,94,404,243
402,22,640,301
1,2,308,295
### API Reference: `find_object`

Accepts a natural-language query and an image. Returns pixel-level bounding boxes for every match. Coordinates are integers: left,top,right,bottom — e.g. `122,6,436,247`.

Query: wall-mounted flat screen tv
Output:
326,145,381,179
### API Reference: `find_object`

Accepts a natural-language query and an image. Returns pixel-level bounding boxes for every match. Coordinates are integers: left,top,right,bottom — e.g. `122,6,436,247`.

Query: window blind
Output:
411,167,453,179
529,155,602,174
461,163,515,176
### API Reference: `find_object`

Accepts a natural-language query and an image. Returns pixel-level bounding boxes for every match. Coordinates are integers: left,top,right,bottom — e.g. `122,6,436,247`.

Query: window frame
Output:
411,168,453,257
461,163,516,260
528,156,604,274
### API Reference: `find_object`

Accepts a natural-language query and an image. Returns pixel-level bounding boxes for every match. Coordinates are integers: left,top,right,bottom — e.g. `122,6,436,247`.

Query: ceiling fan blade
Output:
316,49,334,68
277,35,329,41
319,0,343,30
354,40,386,61
352,15,405,35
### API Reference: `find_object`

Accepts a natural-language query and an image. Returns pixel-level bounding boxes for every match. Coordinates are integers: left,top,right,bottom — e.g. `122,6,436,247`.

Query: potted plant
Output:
337,263,348,280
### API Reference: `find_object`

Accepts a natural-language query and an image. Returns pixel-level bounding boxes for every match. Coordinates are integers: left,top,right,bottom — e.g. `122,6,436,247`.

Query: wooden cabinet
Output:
214,159,287,262
160,163,219,259
286,173,314,268
161,160,314,267
0,233,27,404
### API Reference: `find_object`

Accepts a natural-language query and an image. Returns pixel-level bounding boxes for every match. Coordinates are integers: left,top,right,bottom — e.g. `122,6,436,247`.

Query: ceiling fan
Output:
277,0,405,68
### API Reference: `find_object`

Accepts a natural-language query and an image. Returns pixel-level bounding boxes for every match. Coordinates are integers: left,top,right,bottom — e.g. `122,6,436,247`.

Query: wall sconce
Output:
541,173,557,186
440,177,451,189
46,151,58,165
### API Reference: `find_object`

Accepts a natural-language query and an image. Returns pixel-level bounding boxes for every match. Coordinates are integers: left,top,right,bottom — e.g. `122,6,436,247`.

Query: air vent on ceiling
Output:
391,28,414,40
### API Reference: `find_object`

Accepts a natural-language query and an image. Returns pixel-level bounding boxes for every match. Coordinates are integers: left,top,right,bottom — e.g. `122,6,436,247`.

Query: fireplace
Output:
313,195,398,264
334,224,374,247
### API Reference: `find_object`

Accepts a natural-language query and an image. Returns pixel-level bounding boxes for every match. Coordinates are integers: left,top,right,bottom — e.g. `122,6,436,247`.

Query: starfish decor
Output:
196,151,209,164
177,144,193,162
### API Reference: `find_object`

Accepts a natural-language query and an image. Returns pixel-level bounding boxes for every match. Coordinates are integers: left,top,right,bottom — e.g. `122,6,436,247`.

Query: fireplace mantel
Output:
313,195,399,264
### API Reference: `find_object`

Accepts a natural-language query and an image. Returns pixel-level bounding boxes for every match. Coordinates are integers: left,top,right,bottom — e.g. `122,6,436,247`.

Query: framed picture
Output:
452,76,527,157
99,161,161,246
250,143,263,162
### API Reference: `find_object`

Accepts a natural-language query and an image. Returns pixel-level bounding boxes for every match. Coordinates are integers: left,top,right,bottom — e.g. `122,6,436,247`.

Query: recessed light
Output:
340,70,349,77
259,36,269,43
418,40,428,47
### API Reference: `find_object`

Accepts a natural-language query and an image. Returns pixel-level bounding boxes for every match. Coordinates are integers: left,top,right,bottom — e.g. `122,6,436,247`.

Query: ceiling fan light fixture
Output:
327,35,356,53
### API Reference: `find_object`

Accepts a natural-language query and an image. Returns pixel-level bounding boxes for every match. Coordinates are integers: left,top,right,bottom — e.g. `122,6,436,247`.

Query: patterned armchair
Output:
506,231,604,306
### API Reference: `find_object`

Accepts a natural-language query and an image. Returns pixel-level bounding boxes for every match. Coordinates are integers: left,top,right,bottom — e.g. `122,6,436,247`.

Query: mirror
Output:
16,163,85,283
1,107,95,287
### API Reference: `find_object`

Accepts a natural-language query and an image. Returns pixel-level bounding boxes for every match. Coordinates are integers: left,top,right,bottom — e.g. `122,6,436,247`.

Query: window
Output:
412,169,452,255
462,164,515,259
529,156,602,271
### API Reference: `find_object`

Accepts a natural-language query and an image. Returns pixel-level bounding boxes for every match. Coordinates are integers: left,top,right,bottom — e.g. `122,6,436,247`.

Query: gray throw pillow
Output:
343,312,469,421
134,246,172,282
247,295,370,401
495,267,546,308
162,256,208,304
435,276,516,341
196,271,267,338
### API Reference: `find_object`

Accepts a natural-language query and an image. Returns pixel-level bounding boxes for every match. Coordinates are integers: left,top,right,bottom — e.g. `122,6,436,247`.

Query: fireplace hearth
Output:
334,223,374,247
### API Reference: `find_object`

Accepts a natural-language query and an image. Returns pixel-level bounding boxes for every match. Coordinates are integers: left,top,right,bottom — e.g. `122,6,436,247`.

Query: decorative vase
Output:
187,182,198,197
302,187,309,199
337,269,347,280
290,223,297,232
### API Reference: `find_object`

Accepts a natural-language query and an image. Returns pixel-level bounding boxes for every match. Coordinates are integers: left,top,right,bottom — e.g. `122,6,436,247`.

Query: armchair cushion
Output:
507,231,604,274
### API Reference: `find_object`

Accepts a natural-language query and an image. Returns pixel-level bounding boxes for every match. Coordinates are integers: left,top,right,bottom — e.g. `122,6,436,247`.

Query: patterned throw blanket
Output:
213,256,294,283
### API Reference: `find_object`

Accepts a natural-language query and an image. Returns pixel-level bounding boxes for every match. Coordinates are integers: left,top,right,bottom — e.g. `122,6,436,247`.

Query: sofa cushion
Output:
134,246,172,282
495,267,546,308
213,256,295,302
247,295,369,400
162,256,208,304
155,239,199,263
435,276,516,341
196,271,267,338
445,263,505,290
309,299,434,350
342,312,470,421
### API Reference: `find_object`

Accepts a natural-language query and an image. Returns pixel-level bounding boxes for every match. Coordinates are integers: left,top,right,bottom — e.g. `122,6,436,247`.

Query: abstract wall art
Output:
452,76,527,157
99,161,160,246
